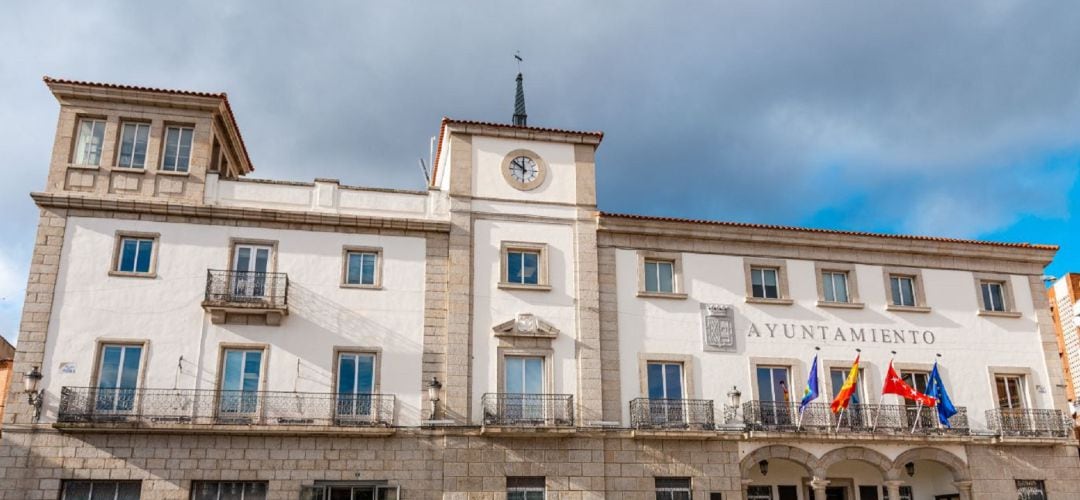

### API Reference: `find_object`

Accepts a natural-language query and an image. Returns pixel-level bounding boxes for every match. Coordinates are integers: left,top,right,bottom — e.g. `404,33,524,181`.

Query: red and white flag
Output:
882,361,937,406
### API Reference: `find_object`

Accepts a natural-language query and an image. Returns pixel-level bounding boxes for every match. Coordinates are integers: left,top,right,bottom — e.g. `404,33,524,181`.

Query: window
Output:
1015,480,1046,500
113,235,156,275
231,243,273,298
343,248,380,287
755,366,792,426
995,375,1027,410
191,481,267,500
507,477,545,500
647,362,684,400
981,281,1006,312
644,259,675,293
73,119,106,166
746,486,772,500
898,486,913,500
750,267,780,299
890,275,917,306
219,349,263,416
655,478,692,500
500,242,548,289
822,271,849,303
161,126,194,172
62,481,141,500
300,484,399,500
117,122,150,168
337,352,376,420
95,344,142,413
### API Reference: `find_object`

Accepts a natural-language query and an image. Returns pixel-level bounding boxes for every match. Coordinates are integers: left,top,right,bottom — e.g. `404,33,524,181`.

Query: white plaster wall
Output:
616,249,1053,430
471,219,578,422
209,177,441,221
471,136,577,204
41,217,428,425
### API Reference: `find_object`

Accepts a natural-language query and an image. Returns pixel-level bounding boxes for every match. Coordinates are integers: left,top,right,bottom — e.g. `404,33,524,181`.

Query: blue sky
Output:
0,1,1078,344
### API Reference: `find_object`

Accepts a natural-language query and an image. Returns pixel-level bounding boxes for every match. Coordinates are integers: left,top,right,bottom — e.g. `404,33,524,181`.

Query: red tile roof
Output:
43,76,254,173
600,211,1059,250
430,117,604,187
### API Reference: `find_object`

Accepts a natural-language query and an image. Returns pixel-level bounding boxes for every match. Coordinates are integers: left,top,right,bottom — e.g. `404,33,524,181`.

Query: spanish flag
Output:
830,354,860,413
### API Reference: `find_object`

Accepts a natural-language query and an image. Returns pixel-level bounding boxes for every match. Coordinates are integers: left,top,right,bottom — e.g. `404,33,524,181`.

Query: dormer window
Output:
161,126,194,172
117,122,150,169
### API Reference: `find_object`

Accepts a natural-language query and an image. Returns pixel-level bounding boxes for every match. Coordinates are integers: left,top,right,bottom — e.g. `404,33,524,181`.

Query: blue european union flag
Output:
926,361,957,427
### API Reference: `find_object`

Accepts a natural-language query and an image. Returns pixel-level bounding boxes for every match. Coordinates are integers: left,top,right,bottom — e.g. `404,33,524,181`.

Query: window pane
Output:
134,240,153,273
74,120,105,165
522,252,539,285
119,124,136,167
338,355,356,394
163,127,179,170
890,277,902,305
756,367,773,401
117,482,141,500
900,278,915,306
361,254,376,285
645,261,659,292
119,239,138,272
508,251,523,283
90,483,117,500
834,273,849,302
176,128,193,172
763,269,779,299
647,363,665,399
508,493,526,500
506,357,523,394
64,481,92,499
658,262,674,293
357,355,374,393
664,364,682,399
347,253,363,284
243,352,262,391
823,273,836,302
751,269,764,298
98,347,121,390
132,124,148,167
524,357,543,394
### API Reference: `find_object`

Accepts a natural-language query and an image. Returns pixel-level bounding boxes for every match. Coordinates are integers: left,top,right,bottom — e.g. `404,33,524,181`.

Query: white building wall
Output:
615,249,1052,429
471,136,578,204
41,217,429,426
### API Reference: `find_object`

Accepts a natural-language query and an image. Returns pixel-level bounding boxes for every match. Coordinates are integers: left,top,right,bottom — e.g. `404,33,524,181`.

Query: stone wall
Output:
966,443,1080,500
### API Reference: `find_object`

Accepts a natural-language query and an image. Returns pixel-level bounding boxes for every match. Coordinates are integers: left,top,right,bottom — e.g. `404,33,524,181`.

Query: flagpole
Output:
873,350,897,432
911,400,924,434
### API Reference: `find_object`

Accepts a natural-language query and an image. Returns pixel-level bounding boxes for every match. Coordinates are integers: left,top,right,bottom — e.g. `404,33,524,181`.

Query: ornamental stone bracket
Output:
493,313,559,339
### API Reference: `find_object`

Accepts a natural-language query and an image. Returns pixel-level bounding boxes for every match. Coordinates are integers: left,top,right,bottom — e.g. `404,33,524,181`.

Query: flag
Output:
830,354,861,413
799,355,820,414
925,361,958,427
882,361,937,407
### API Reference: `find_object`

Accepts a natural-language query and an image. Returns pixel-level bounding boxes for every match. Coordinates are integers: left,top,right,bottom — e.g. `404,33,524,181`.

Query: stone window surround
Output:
69,115,109,166
814,262,865,309
227,238,279,273
89,338,150,393
638,353,696,398
748,357,804,404
822,359,876,401
496,347,555,394
743,258,793,305
973,272,1022,318
882,266,931,313
499,148,549,192
112,118,198,175
213,343,270,394
108,230,160,279
331,346,382,394
636,250,687,299
499,241,552,291
988,366,1039,410
340,245,384,289
159,123,196,173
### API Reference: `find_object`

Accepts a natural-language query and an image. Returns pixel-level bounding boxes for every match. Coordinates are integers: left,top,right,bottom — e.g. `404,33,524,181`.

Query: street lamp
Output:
23,366,43,421
727,386,742,408
905,462,915,477
427,377,442,419
758,460,769,476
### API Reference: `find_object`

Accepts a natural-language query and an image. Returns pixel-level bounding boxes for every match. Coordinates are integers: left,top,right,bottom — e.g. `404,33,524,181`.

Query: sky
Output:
1,1,1078,344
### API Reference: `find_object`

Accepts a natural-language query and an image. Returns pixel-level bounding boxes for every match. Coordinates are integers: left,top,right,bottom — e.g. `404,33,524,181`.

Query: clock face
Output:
508,156,539,184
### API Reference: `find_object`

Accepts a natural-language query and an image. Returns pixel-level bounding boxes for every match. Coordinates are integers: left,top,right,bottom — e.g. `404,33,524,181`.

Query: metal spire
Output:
513,52,527,126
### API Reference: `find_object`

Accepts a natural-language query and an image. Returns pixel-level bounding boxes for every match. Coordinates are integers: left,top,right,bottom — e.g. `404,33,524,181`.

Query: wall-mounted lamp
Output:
23,366,44,422
758,460,769,476
727,386,742,409
427,377,442,419
905,462,915,477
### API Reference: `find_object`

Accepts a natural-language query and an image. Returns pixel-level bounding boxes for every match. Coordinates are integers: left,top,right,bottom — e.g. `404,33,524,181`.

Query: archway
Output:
813,447,896,500
741,445,819,500
887,448,972,500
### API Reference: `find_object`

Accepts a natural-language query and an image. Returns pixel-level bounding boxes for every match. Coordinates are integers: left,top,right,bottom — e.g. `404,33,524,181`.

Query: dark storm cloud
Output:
0,1,1079,338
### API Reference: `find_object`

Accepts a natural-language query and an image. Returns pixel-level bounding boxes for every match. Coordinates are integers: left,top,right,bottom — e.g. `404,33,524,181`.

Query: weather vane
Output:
515,51,523,72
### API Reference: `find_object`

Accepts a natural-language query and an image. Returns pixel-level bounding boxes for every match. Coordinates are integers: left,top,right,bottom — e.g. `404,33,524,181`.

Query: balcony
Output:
56,387,394,433
743,401,969,435
986,408,1071,438
203,270,289,325
481,393,574,429
630,398,716,431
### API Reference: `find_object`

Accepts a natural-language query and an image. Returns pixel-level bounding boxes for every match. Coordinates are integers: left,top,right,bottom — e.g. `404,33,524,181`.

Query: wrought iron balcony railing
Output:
204,269,288,309
986,408,1071,438
743,401,969,435
630,398,715,430
481,393,574,427
57,387,394,427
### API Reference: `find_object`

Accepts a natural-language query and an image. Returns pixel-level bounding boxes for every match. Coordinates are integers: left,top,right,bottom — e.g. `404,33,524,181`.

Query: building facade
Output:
0,77,1078,500
1049,273,1080,426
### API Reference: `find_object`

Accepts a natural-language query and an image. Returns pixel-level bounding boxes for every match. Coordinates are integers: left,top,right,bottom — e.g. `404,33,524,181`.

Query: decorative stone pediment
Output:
493,313,559,339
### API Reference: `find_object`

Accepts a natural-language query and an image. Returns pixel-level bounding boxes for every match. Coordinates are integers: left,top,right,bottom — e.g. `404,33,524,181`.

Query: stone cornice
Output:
598,214,1056,275
30,192,451,233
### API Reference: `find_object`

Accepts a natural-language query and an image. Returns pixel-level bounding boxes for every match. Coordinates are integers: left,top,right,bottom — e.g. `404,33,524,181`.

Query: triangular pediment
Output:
492,313,559,338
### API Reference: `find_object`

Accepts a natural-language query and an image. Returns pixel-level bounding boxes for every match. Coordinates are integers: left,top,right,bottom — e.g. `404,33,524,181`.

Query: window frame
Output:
116,121,152,169
499,241,551,291
61,480,142,500
497,347,554,395
341,246,384,289
90,340,149,414
637,251,686,299
973,273,1021,317
332,347,381,396
507,476,546,500
109,231,160,278
160,124,195,173
71,117,108,167
1014,479,1046,500
655,477,692,500
639,353,695,399
814,262,864,309
214,344,269,417
882,267,930,313
988,367,1037,412
743,258,792,305
190,481,269,500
